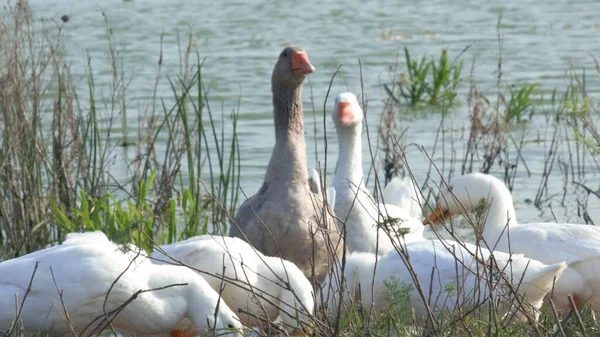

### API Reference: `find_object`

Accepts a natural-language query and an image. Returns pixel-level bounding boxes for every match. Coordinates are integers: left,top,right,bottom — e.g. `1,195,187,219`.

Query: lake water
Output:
24,0,600,233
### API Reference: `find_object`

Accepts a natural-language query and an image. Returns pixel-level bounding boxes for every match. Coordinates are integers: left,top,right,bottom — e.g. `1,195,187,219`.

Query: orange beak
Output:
171,330,196,337
171,330,186,337
292,51,316,76
423,207,452,225
337,101,354,124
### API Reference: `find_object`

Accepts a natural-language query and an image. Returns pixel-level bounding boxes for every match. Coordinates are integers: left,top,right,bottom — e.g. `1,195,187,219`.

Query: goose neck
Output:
272,82,304,141
481,183,518,249
333,126,364,186
265,82,308,183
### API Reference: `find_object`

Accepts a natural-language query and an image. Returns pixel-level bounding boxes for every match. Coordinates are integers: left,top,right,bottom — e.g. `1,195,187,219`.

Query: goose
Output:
331,92,425,254
230,47,344,283
424,172,600,313
0,231,242,337
151,235,314,332
321,239,567,322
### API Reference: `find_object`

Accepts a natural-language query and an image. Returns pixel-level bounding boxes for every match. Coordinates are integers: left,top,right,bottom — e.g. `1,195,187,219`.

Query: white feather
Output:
0,231,242,337
433,172,600,312
321,239,566,321
152,235,314,330
331,92,425,254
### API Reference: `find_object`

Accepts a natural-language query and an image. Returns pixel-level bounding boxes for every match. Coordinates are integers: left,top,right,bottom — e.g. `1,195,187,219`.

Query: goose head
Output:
423,172,508,226
272,46,316,88
332,92,363,128
214,306,243,335
188,296,243,337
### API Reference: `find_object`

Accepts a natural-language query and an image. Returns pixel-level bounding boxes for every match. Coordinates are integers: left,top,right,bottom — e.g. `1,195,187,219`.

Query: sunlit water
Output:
23,0,600,238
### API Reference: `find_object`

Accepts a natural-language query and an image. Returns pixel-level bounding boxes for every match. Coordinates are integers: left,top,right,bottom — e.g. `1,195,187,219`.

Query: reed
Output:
0,1,240,258
387,47,463,107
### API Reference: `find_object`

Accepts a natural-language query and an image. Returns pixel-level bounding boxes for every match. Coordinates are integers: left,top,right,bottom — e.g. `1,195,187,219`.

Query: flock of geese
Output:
2,46,600,337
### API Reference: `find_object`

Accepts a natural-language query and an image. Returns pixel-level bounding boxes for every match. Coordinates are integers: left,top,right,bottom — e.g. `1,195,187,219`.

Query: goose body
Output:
152,235,314,330
331,93,424,254
322,239,567,321
425,172,600,312
230,47,343,283
0,232,242,337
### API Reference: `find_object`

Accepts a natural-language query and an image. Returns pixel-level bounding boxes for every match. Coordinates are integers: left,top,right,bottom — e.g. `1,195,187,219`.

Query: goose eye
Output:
283,52,288,57
227,324,234,328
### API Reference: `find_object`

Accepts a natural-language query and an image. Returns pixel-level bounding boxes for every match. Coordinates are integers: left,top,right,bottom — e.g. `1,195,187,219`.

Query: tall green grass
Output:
0,1,240,258
385,47,463,108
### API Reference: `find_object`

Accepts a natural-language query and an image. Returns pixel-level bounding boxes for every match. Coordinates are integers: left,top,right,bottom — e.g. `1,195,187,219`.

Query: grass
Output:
384,47,464,108
2,2,600,337
0,1,239,258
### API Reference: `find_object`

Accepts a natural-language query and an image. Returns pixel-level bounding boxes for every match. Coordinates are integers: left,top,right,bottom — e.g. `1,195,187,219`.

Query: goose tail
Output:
382,176,424,219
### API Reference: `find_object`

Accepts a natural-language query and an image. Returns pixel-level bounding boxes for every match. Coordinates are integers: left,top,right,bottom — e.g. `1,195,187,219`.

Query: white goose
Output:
151,235,314,332
424,172,600,313
321,239,567,321
0,231,242,337
331,92,425,254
